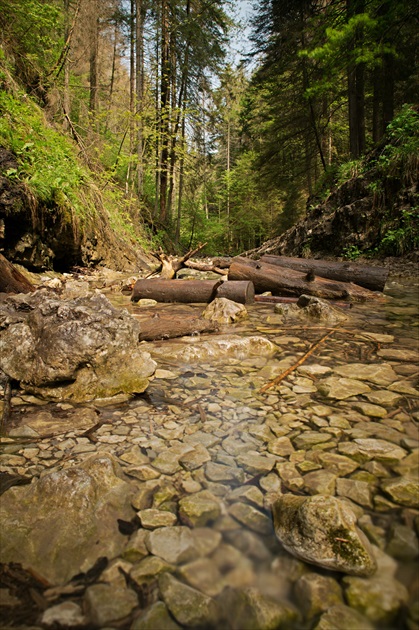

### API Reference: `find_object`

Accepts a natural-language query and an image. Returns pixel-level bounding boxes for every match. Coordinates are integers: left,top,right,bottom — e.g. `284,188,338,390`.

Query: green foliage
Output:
0,86,90,216
377,208,419,256
342,245,362,260
0,0,63,88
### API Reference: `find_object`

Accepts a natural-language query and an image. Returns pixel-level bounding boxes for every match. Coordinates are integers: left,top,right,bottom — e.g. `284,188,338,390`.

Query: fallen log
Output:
0,253,35,294
131,279,255,305
138,315,218,341
228,257,379,302
261,255,388,292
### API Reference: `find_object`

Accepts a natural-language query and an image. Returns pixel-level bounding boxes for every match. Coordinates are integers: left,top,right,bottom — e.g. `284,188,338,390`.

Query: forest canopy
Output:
0,0,417,258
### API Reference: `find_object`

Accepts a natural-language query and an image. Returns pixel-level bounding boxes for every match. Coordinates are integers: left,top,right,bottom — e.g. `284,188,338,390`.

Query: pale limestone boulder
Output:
272,494,377,577
0,290,156,402
0,454,135,584
202,297,248,324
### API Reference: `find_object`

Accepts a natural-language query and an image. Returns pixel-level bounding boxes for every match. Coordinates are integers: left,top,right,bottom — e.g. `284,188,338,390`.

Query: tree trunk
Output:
131,279,255,305
228,257,379,302
347,0,365,159
0,254,35,294
261,255,389,292
159,0,170,222
136,0,144,195
89,0,99,117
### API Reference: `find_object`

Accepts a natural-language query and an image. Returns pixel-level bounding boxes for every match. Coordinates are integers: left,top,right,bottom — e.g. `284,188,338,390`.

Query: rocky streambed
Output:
0,267,418,630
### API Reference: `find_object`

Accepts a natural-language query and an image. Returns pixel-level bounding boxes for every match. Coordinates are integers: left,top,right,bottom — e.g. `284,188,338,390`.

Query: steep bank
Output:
244,106,418,263
0,62,152,272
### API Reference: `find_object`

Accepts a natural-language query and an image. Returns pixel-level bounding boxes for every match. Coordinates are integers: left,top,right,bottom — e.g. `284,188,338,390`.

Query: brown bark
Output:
261,255,388,292
0,254,35,294
138,314,218,341
228,257,378,302
131,279,255,305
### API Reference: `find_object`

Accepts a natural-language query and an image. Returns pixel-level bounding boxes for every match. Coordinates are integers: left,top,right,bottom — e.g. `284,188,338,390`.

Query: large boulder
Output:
0,454,135,585
272,494,377,577
0,289,156,401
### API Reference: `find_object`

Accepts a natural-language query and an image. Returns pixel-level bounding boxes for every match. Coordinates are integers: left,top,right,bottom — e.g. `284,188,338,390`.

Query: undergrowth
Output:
0,54,149,251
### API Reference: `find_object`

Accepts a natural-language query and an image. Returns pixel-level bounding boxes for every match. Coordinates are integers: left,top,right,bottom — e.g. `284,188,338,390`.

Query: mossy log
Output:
228,257,379,302
261,255,389,292
0,253,35,294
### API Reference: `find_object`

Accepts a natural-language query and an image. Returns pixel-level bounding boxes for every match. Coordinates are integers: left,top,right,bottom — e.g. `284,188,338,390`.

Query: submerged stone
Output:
218,586,298,630
381,476,419,508
317,377,371,400
343,574,409,624
159,573,219,628
0,454,134,584
314,604,374,630
272,494,377,576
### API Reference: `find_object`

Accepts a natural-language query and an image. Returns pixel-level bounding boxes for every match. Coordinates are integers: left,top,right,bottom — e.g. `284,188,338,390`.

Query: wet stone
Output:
159,573,219,628
386,524,419,560
226,485,265,509
336,478,373,508
138,509,177,529
205,461,245,484
317,377,371,400
364,390,403,406
145,526,198,564
314,451,359,476
178,490,221,527
303,470,337,495
130,601,182,630
229,502,273,535
130,556,174,586
343,574,409,625
314,604,374,630
352,402,388,418
267,436,295,457
293,431,332,450
381,476,419,508
294,573,343,619
178,557,224,597
235,451,276,475
334,363,398,386
42,602,86,628
273,494,377,577
338,438,407,464
84,583,138,627
218,586,298,630
179,443,211,470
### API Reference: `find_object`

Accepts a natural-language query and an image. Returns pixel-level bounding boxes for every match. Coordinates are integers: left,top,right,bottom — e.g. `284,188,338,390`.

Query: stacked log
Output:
228,257,380,302
261,255,388,292
131,279,255,305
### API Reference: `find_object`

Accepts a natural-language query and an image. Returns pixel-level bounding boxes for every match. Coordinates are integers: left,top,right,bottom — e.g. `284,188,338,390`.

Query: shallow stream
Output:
1,273,418,629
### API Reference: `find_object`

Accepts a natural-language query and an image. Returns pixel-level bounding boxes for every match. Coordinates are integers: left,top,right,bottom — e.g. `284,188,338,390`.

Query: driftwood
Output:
259,328,338,393
184,260,228,276
156,243,208,279
261,255,388,292
0,253,35,294
228,257,379,302
132,279,255,305
138,314,218,341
